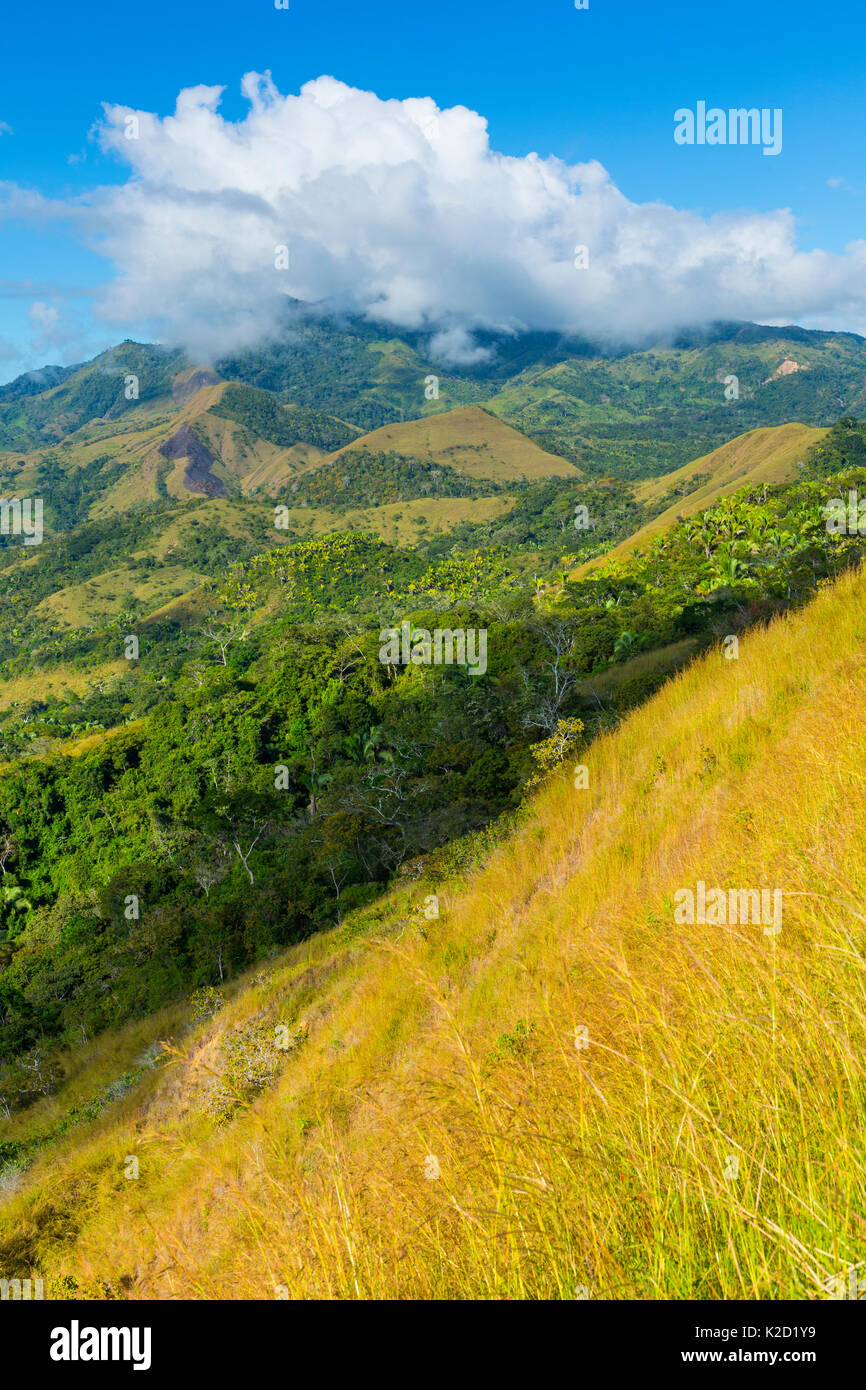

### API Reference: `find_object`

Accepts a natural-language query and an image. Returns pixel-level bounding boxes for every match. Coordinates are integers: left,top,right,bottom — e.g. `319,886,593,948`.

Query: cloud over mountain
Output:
29,74,866,361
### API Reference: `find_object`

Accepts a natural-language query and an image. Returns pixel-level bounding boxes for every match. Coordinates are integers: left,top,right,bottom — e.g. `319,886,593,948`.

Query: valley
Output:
0,318,865,1303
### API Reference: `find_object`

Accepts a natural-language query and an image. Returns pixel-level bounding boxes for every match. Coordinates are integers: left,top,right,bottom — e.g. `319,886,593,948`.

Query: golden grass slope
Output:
636,422,827,507
274,494,513,545
24,500,282,635
318,404,580,481
0,382,316,517
2,564,866,1299
0,660,129,714
578,423,826,575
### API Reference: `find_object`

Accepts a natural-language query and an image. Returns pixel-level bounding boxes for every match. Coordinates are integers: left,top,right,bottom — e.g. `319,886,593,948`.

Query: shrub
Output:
190,986,224,1023
205,1020,304,1126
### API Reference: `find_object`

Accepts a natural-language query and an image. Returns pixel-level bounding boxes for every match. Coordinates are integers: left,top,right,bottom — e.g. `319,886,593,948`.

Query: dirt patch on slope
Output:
159,423,227,497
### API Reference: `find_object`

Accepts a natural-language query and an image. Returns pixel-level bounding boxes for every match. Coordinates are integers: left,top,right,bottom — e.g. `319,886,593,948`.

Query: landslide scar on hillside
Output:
159,423,227,498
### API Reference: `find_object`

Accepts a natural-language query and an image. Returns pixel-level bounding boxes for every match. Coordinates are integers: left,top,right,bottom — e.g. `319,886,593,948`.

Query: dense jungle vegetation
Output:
0,418,864,1101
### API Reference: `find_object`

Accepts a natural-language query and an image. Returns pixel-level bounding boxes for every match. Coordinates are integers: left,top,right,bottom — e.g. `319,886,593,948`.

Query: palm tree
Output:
685,516,717,562
299,765,332,818
707,544,744,590
714,497,747,545
613,631,641,661
0,883,32,961
362,725,393,763
741,510,770,553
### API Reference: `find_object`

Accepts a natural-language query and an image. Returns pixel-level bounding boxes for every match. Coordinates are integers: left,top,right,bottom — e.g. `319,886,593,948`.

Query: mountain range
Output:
1,315,866,1304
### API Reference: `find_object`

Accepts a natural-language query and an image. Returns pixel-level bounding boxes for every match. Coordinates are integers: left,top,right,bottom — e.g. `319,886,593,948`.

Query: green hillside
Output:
2,503,865,1300
217,317,866,478
1,327,866,1302
3,321,865,531
209,383,360,453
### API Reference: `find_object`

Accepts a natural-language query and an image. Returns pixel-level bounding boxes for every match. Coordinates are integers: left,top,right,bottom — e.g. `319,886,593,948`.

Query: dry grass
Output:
2,565,865,1300
578,422,827,576
0,660,129,713
323,404,579,480
269,495,513,545
635,423,826,508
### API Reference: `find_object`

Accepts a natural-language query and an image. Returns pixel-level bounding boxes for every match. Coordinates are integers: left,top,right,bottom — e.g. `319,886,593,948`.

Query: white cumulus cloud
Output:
15,73,866,363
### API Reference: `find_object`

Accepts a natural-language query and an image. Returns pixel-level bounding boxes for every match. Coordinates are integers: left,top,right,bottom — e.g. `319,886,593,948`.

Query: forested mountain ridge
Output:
3,315,865,474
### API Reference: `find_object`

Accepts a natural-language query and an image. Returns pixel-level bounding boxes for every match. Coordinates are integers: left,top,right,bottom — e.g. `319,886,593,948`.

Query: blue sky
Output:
1,0,864,381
